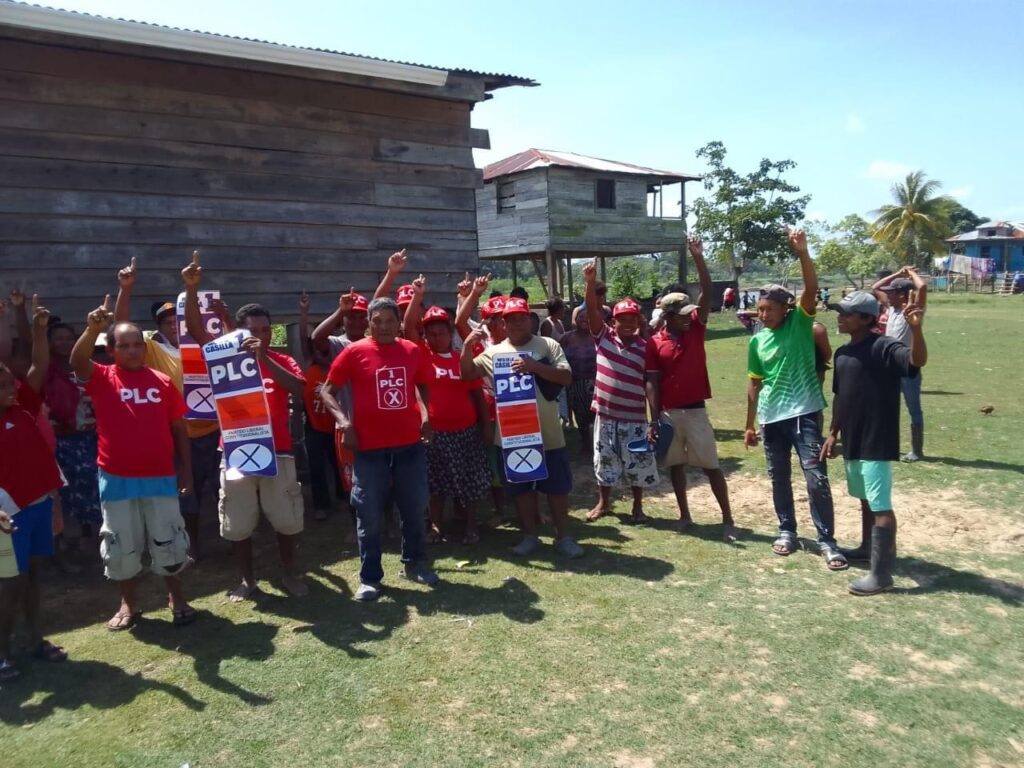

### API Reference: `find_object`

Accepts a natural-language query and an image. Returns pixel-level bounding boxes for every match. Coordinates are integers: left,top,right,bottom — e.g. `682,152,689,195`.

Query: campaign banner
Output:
177,290,224,420
202,329,278,478
493,352,548,483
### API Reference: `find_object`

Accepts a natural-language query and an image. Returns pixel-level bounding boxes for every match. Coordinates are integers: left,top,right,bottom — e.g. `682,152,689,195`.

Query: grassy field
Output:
2,294,1022,768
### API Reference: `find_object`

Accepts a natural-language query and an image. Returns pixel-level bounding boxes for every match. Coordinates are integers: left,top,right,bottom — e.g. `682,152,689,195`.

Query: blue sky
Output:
32,0,1024,226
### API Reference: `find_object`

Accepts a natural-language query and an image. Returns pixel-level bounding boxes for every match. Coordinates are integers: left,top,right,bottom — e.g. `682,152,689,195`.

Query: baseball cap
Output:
396,285,416,306
759,284,795,304
613,298,642,317
422,305,449,324
151,301,176,322
829,291,880,317
880,277,914,293
502,297,530,317
660,292,698,316
481,296,506,319
350,294,369,313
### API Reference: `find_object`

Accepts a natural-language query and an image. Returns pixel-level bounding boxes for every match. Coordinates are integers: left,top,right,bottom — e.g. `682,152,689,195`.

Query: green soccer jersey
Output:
747,306,826,425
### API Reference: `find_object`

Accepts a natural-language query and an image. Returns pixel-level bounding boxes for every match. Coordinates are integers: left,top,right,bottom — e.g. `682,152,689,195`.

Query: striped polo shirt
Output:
592,326,652,422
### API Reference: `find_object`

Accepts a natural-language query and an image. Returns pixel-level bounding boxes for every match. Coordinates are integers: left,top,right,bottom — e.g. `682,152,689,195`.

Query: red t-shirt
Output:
260,351,305,453
645,315,712,408
303,364,335,434
0,396,62,509
420,343,482,433
16,380,56,452
327,337,430,451
83,363,186,477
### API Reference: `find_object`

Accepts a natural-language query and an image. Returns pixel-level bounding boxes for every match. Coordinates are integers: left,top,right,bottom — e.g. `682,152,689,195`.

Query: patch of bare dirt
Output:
612,752,656,768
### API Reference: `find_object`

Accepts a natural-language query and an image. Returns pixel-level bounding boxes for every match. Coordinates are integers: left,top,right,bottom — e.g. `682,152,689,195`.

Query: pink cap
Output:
502,297,530,317
422,305,449,324
396,285,416,306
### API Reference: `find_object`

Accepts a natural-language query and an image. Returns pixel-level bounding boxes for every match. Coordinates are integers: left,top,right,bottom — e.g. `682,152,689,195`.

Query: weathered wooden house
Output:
0,1,532,323
476,149,700,298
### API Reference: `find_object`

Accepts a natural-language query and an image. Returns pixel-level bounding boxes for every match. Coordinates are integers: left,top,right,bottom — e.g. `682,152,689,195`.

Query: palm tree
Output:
871,171,952,267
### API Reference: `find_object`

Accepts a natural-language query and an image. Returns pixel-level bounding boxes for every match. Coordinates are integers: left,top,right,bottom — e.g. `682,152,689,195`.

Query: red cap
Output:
481,296,506,319
351,294,368,313
422,305,449,324
502,297,530,317
613,298,642,317
396,285,416,306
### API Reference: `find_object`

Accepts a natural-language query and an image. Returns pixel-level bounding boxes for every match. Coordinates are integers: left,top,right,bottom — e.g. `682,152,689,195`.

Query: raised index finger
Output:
191,250,201,266
130,256,137,269
102,294,112,311
31,293,39,312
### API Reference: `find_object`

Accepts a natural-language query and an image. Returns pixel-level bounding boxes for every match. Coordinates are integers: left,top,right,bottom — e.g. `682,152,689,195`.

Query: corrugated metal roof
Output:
947,221,1024,242
0,1,536,89
482,148,701,182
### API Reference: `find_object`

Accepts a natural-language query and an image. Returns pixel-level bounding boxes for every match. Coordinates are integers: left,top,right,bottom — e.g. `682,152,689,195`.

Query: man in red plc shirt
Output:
69,295,196,631
321,297,439,602
646,237,737,542
182,253,308,602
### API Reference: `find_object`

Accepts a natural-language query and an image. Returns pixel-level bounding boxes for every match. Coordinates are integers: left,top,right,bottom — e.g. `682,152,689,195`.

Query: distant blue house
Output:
946,221,1024,272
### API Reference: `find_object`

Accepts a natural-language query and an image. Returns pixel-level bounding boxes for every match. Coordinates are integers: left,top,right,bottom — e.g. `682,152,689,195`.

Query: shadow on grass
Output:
920,390,964,396
706,325,754,341
894,557,1024,605
0,658,206,725
254,566,543,659
132,612,278,706
925,456,1023,474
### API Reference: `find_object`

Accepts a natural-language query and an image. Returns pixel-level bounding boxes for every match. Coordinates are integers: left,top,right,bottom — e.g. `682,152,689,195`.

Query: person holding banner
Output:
69,298,197,630
404,277,491,545
461,298,583,559
320,297,439,602
181,253,309,601
580,262,659,525
114,256,226,559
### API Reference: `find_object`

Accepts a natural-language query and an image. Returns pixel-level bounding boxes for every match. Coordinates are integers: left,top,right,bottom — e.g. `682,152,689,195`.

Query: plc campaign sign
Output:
492,352,548,484
202,329,278,478
176,290,224,420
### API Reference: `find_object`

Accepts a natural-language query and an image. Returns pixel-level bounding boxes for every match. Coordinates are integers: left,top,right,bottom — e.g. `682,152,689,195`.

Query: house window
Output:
595,179,616,210
987,229,997,237
497,180,515,214
981,245,991,258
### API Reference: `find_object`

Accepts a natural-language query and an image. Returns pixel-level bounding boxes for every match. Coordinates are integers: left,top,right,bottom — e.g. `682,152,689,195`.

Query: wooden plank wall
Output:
476,168,550,258
546,168,685,252
0,33,485,326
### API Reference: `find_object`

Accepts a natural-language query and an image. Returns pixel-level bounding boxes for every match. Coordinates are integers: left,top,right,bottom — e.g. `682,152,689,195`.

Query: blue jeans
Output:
900,374,924,427
350,442,428,584
762,412,836,547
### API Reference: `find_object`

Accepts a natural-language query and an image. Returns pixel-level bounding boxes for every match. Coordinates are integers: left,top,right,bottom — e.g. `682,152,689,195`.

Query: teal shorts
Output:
844,460,893,512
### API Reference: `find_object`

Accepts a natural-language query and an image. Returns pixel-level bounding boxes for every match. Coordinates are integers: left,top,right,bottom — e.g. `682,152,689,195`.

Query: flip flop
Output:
0,657,19,681
32,640,68,662
821,545,850,571
171,604,198,626
228,583,259,603
107,609,141,631
772,531,798,556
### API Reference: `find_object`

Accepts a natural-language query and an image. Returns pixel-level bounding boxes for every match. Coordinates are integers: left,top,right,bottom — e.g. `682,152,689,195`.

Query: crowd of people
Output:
0,228,929,679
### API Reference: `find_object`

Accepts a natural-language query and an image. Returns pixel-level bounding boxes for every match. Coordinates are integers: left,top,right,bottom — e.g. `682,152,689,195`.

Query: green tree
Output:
871,171,953,267
811,214,892,288
939,199,986,236
691,141,810,282
607,259,657,301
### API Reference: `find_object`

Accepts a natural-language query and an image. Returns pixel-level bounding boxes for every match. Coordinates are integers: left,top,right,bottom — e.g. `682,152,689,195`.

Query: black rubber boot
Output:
849,527,895,596
902,424,924,462
840,509,872,562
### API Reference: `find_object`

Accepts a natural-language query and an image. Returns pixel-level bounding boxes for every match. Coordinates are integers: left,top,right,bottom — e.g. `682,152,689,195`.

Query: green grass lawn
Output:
3,295,1022,768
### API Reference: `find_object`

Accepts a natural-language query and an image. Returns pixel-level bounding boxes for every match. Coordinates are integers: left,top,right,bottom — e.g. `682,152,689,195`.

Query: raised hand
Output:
904,301,925,327
339,287,357,313
687,235,704,259
299,290,311,314
31,294,50,331
465,327,487,347
87,294,114,332
412,273,426,297
209,298,231,325
240,335,266,361
785,227,808,254
181,250,202,288
387,249,408,274
118,256,138,289
471,273,492,295
8,288,25,308
582,261,597,284
457,271,472,298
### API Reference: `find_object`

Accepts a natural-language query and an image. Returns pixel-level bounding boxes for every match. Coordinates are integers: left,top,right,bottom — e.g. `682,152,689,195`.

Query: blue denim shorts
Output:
12,497,55,573
503,447,573,497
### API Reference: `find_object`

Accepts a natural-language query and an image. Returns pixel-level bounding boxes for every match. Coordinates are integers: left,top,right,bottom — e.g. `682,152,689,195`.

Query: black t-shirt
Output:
832,335,919,460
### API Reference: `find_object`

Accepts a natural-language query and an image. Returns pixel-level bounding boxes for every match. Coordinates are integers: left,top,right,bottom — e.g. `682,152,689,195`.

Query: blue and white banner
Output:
202,329,277,478
177,289,224,420
493,352,548,483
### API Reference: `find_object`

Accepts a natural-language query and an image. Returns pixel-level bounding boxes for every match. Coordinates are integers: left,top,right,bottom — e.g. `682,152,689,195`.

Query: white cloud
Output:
863,160,913,180
804,209,829,222
845,114,865,134
949,184,974,200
